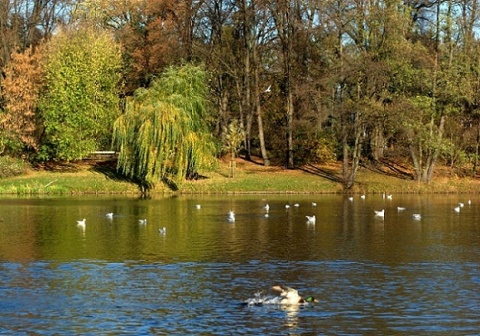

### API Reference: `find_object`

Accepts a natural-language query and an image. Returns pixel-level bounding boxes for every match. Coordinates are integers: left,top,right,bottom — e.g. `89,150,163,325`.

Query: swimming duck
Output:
272,285,318,305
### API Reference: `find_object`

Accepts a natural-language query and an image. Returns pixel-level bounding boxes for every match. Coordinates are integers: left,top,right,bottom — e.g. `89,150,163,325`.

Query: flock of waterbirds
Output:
362,193,471,221
221,192,473,224
75,193,472,235
76,213,166,236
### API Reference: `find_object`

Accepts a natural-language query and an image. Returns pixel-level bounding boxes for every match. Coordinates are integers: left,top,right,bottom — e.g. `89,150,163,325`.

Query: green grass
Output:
0,169,140,195
181,173,342,194
0,158,479,195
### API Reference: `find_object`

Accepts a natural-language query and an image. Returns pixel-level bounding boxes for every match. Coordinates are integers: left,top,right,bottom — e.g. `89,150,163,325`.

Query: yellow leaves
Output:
112,64,216,191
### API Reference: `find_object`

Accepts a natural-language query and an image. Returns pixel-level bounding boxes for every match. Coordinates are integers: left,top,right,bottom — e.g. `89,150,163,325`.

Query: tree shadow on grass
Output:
37,161,81,172
299,164,344,183
92,160,210,193
90,160,137,183
363,159,414,180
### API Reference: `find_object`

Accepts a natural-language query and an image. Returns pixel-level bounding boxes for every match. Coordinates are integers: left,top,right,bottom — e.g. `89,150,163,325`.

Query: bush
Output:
0,156,29,178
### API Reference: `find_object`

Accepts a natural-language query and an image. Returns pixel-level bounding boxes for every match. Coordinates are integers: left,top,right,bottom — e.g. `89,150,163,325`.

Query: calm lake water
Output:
0,194,479,335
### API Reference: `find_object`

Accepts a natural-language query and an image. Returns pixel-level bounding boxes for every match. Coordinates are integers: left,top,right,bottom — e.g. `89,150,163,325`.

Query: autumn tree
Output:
83,0,187,92
39,26,122,161
0,45,44,155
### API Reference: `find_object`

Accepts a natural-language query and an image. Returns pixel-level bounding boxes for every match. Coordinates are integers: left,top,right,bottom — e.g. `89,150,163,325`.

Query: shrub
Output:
0,156,29,178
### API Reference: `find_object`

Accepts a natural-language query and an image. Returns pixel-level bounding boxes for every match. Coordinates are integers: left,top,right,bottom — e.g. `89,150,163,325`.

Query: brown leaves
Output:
1,46,45,151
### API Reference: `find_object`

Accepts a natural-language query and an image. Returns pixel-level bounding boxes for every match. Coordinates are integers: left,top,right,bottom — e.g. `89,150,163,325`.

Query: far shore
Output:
0,157,479,195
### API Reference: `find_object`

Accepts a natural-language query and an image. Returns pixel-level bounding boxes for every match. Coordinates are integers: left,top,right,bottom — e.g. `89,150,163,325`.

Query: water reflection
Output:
0,194,479,334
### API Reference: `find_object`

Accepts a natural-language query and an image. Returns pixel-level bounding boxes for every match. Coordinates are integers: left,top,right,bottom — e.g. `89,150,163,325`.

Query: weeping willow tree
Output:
113,64,217,192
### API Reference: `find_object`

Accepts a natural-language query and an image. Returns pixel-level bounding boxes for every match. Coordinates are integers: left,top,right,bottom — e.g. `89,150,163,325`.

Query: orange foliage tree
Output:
0,46,45,153
95,0,184,92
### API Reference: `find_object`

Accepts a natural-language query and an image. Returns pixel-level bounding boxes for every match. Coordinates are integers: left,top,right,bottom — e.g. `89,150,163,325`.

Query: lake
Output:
0,194,479,334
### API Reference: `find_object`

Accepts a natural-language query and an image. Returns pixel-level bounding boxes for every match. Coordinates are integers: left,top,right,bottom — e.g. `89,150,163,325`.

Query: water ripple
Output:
0,259,478,334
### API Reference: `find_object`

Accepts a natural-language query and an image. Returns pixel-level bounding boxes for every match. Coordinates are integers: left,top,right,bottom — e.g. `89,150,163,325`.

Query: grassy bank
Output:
0,161,140,195
180,159,480,194
0,158,479,195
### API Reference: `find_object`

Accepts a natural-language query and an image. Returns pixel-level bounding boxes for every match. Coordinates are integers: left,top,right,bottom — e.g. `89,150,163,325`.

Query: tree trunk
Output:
215,75,228,138
409,114,445,183
409,142,423,181
371,124,384,161
286,85,294,168
271,0,295,169
342,110,363,189
424,114,445,182
252,26,269,166
474,120,480,174
241,0,252,160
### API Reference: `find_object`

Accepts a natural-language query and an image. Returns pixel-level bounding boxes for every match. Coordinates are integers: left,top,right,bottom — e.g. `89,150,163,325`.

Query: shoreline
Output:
0,158,479,195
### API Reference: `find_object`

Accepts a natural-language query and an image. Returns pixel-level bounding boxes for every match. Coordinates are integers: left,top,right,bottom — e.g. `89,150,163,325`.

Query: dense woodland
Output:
2,0,480,190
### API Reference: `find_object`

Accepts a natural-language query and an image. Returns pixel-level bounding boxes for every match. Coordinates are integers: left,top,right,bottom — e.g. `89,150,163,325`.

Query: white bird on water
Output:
106,212,114,219
374,209,385,217
306,215,316,224
454,206,461,213
311,202,317,207
196,204,201,209
159,227,166,235
228,210,235,222
413,214,422,220
77,218,86,227
264,204,270,212
397,207,406,211
139,219,147,225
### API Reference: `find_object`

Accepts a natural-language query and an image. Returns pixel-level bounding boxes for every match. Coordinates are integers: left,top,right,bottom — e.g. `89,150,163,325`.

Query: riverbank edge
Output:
0,158,479,195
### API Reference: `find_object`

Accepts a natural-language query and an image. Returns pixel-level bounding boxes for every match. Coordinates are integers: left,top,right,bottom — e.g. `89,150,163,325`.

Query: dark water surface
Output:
0,194,479,335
